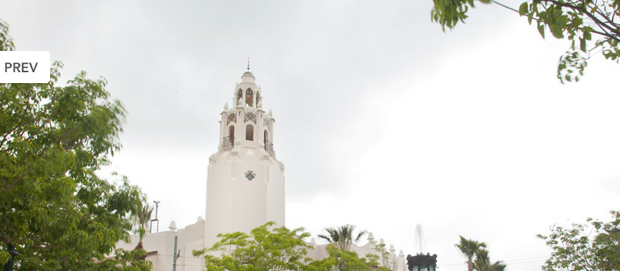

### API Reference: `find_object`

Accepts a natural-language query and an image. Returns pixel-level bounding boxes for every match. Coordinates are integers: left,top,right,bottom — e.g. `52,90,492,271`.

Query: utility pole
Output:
172,236,180,271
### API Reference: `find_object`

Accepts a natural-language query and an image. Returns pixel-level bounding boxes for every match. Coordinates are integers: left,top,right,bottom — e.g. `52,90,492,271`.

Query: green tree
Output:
430,0,619,83
371,240,392,268
306,244,390,271
0,20,150,270
193,222,314,271
472,248,506,271
131,204,154,260
318,224,368,251
455,236,486,271
537,210,620,271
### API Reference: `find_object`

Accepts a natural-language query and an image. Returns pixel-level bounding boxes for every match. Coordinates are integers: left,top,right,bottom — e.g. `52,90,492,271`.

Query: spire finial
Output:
247,57,250,72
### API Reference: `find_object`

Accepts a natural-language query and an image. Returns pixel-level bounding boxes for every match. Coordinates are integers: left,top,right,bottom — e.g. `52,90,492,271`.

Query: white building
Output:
204,70,285,250
116,70,406,271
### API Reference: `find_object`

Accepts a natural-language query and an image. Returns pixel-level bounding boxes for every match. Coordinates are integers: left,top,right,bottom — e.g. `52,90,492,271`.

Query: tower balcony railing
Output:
264,140,274,153
222,136,234,147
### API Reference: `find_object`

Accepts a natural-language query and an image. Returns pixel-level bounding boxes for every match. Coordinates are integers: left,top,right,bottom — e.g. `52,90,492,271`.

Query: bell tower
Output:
204,70,285,249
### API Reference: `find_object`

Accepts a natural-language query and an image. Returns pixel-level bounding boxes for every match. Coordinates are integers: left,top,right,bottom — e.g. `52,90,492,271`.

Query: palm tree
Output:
132,204,154,260
473,248,506,271
473,248,490,271
318,224,367,251
489,261,507,271
455,236,486,271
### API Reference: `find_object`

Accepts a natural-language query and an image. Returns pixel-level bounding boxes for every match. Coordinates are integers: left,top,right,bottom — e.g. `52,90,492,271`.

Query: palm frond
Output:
319,224,367,251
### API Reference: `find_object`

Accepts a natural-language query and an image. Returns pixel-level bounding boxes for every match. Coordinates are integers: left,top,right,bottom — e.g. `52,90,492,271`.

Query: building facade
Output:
116,70,406,271
204,70,285,250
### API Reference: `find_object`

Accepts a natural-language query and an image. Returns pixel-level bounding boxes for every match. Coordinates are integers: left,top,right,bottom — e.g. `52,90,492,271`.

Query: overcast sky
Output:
2,1,619,270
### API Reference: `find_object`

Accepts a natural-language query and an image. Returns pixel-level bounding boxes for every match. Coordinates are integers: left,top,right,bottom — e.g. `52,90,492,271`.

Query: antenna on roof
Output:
150,200,161,233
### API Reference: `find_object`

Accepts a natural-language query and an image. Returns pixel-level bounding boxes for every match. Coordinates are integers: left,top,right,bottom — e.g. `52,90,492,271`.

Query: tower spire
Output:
247,57,250,72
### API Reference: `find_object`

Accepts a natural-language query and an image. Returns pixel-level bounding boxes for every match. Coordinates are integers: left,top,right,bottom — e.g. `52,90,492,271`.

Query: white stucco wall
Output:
307,236,408,271
116,222,406,271
115,218,205,271
204,71,285,250
204,147,285,249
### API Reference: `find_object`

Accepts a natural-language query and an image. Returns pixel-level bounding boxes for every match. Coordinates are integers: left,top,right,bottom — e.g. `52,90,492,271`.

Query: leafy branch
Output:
431,0,620,83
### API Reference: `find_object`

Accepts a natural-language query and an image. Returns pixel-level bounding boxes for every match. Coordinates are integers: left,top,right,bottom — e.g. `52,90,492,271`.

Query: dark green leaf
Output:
580,38,586,52
538,24,546,38
519,2,529,15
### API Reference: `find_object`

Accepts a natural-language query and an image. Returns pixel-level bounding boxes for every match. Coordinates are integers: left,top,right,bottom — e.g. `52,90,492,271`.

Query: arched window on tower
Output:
245,88,254,107
264,130,273,152
225,125,235,147
237,89,243,106
246,124,254,141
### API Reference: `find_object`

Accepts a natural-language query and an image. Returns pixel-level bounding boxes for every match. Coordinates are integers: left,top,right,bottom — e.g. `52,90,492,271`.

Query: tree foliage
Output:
371,239,394,268
195,222,391,271
318,224,368,252
0,20,150,270
193,222,314,271
537,210,620,271
456,236,487,271
472,248,506,271
131,204,154,261
307,244,390,271
431,0,620,83
455,236,505,271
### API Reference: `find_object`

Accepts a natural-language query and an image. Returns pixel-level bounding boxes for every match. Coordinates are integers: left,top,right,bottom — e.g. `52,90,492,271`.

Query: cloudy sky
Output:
2,1,619,270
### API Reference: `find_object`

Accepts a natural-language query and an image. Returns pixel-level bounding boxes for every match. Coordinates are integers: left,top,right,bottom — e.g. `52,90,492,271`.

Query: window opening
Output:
245,88,254,107
226,125,235,147
264,130,273,152
246,124,254,141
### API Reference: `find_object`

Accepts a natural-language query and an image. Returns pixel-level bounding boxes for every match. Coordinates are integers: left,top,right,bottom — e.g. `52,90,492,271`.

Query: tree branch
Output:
543,0,620,41
491,0,519,13
0,119,35,149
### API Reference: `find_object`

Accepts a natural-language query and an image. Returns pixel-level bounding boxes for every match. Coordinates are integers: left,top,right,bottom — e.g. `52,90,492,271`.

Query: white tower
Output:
204,70,285,249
